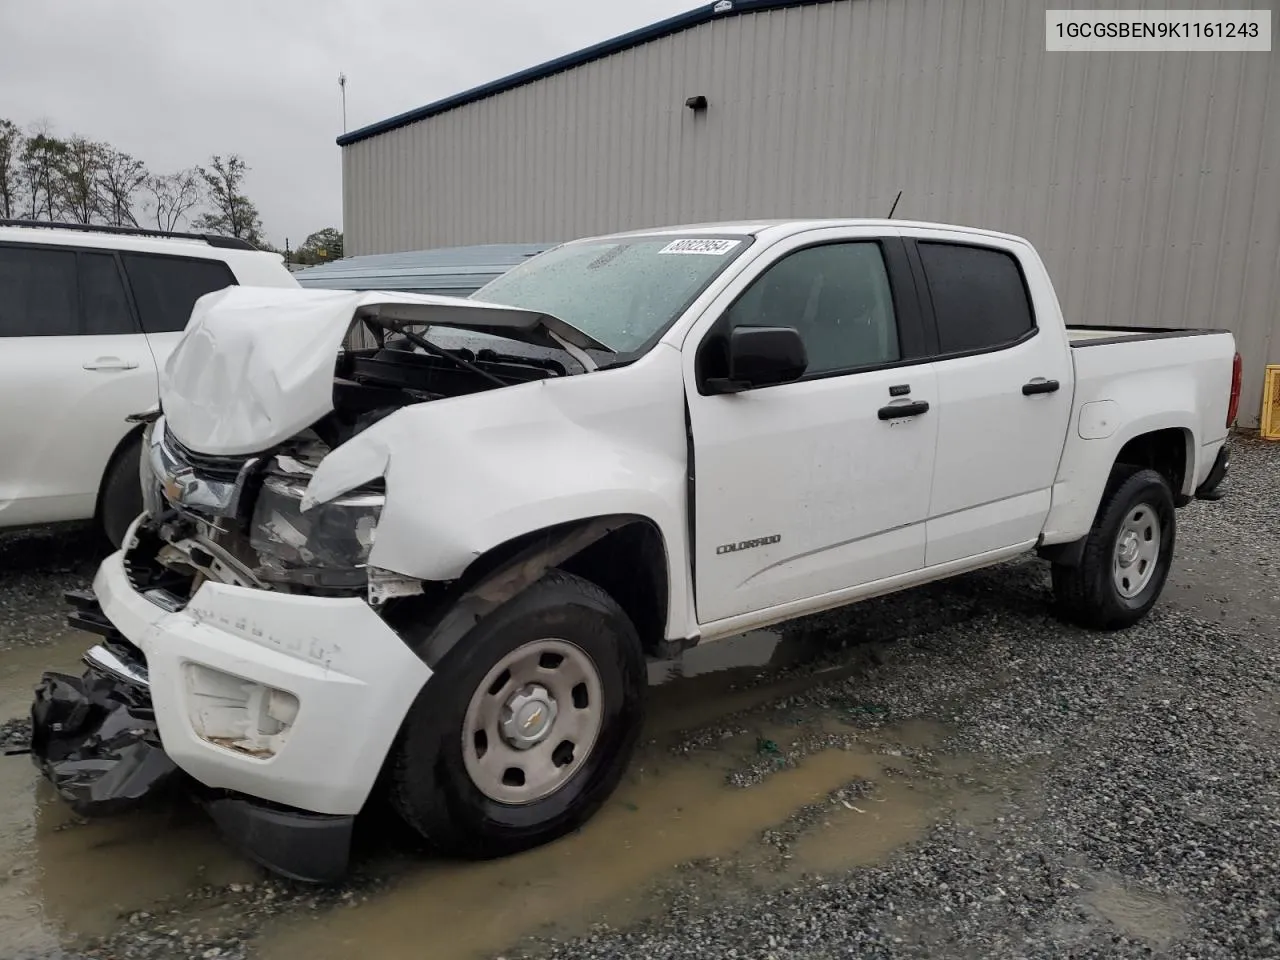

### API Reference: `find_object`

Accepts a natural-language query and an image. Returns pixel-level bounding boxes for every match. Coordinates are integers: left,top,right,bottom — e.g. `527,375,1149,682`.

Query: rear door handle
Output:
878,400,931,421
1022,379,1061,396
83,357,140,372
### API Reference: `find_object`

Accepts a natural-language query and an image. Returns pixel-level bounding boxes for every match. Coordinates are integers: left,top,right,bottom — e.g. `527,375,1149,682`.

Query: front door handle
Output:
1023,379,1061,396
879,400,931,421
83,357,140,372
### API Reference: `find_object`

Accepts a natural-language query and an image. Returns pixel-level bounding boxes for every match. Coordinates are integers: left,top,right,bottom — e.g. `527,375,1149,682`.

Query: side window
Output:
122,254,237,334
78,252,137,336
722,242,900,377
0,245,79,337
917,242,1035,354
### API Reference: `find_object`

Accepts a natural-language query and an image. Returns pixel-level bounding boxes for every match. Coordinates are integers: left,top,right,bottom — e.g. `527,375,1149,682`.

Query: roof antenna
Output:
887,190,903,219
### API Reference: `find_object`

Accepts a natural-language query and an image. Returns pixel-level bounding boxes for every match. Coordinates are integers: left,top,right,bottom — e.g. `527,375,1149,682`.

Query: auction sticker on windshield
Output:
659,238,743,255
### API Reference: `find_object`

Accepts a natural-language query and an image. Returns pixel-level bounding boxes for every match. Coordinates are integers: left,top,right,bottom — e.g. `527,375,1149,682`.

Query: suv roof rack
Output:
0,219,259,251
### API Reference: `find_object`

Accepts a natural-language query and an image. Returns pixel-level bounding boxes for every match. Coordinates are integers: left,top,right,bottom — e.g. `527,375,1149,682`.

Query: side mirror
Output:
705,326,808,395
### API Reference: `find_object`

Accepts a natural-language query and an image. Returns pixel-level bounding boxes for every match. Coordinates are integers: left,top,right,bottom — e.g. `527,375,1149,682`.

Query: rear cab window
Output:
122,254,237,334
916,242,1035,354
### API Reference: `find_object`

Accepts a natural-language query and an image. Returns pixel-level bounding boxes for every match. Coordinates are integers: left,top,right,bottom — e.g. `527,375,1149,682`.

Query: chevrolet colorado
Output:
30,219,1239,880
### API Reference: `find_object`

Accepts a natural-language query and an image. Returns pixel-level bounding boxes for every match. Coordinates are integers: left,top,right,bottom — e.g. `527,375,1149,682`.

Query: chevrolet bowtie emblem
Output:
523,708,544,731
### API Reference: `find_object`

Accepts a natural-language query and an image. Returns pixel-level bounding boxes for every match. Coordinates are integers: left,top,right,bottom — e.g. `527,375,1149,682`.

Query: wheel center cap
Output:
1118,533,1141,567
501,686,557,749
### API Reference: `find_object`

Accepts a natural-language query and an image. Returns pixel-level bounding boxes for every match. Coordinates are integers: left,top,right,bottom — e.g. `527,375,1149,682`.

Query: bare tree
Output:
0,119,22,219
58,136,108,224
194,154,263,243
20,123,66,221
98,148,148,227
146,169,202,232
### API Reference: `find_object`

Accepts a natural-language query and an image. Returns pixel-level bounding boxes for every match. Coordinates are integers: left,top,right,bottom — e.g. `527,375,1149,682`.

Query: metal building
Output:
292,242,552,296
338,0,1279,425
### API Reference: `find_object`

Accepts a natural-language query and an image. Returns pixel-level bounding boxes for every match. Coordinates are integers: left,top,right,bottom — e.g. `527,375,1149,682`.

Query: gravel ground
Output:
0,522,101,652
2,437,1277,960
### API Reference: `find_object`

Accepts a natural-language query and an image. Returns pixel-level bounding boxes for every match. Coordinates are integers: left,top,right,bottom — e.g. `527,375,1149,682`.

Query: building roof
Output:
291,243,554,296
337,0,826,147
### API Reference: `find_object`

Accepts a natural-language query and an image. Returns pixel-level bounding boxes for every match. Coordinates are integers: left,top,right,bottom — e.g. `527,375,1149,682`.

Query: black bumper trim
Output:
205,796,354,883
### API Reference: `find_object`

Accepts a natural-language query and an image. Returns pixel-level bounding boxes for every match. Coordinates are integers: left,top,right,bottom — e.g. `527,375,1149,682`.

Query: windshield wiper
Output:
370,318,513,388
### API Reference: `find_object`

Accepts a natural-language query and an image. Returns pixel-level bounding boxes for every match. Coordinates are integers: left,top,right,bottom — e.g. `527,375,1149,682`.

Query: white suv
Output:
0,221,298,545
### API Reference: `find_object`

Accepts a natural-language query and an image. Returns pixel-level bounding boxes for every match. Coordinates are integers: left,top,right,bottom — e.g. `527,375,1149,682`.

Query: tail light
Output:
1227,352,1243,428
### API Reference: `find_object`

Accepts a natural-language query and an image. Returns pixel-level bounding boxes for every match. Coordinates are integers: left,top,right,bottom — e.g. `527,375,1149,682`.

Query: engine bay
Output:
316,339,570,447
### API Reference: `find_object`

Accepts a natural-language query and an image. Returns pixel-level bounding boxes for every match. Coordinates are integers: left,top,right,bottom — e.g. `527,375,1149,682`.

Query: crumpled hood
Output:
161,286,606,456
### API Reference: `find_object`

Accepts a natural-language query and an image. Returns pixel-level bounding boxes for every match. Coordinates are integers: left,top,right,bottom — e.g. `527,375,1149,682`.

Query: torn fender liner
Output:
30,667,179,816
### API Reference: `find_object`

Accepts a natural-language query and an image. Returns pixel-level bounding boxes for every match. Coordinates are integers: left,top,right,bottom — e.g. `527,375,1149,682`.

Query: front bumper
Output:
87,543,431,816
30,532,432,878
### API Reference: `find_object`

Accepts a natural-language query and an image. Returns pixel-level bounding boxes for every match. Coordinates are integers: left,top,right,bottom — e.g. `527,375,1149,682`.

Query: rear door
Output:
902,232,1074,566
120,252,238,372
685,229,939,625
0,244,158,526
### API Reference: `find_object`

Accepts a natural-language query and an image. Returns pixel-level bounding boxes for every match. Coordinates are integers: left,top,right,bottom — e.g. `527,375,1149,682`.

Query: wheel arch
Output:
1113,426,1195,502
387,514,673,668
1040,423,1194,565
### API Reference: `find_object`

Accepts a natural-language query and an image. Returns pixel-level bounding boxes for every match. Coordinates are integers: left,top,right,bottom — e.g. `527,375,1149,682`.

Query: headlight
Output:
249,477,384,589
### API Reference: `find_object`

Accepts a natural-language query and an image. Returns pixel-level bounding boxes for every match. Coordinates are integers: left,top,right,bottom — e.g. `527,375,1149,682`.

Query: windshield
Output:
470,236,751,353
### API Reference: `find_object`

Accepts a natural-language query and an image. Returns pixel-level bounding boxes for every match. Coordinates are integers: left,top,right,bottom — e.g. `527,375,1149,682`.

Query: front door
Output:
685,231,939,625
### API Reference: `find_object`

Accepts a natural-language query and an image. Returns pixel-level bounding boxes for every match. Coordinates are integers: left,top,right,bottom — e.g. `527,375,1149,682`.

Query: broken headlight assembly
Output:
249,477,384,590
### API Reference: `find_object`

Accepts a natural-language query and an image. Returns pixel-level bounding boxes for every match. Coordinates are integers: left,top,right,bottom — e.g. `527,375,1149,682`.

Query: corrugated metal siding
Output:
291,243,553,296
343,0,1279,425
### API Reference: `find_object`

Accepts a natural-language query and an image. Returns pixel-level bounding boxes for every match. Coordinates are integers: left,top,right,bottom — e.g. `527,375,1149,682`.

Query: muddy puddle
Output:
260,734,939,960
0,625,990,959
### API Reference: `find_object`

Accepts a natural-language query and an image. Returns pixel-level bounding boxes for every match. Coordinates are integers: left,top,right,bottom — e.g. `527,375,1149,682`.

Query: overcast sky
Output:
1,0,694,248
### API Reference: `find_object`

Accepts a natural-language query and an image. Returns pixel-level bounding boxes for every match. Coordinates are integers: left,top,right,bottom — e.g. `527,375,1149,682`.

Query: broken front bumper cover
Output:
31,645,178,817
28,590,355,883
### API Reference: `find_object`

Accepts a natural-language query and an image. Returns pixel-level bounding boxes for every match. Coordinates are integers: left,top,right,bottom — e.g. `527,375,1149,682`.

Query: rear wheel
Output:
99,435,143,549
389,570,645,858
1052,468,1176,630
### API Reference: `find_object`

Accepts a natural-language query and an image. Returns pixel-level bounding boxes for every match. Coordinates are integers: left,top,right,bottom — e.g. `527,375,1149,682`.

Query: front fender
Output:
306,345,695,637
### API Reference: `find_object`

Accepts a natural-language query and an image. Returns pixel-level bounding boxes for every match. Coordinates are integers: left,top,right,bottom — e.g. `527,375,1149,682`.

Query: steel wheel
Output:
1112,503,1161,599
462,638,604,805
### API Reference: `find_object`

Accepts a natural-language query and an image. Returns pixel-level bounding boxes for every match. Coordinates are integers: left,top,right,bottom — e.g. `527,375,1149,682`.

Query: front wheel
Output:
388,570,645,858
1052,468,1176,630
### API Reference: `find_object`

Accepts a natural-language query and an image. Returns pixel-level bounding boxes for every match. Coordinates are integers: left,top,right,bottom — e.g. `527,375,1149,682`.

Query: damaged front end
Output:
26,288,609,881
138,419,396,602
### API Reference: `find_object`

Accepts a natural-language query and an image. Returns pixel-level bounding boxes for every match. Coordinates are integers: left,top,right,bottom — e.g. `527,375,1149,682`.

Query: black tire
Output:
1052,468,1176,631
99,435,144,550
388,569,646,858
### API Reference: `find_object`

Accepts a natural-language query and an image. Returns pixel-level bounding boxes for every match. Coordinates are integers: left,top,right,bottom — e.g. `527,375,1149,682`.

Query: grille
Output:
164,426,255,483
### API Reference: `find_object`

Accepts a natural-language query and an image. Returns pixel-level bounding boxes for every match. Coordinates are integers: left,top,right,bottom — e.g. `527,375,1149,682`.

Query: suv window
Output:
78,252,137,336
721,242,900,377
917,242,1035,354
0,245,79,337
122,254,236,334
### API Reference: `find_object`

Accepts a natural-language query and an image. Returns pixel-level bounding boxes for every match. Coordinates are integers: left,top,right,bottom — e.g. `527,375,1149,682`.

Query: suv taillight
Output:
1227,352,1243,428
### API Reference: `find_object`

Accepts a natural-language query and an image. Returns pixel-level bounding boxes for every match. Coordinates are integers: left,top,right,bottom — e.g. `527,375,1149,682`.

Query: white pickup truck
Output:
31,219,1239,881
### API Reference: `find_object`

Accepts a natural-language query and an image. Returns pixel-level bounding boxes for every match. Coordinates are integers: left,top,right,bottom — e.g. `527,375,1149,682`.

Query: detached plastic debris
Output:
30,667,179,816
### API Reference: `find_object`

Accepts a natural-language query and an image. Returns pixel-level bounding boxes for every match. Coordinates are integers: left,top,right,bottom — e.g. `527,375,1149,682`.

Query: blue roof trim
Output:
337,0,824,147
